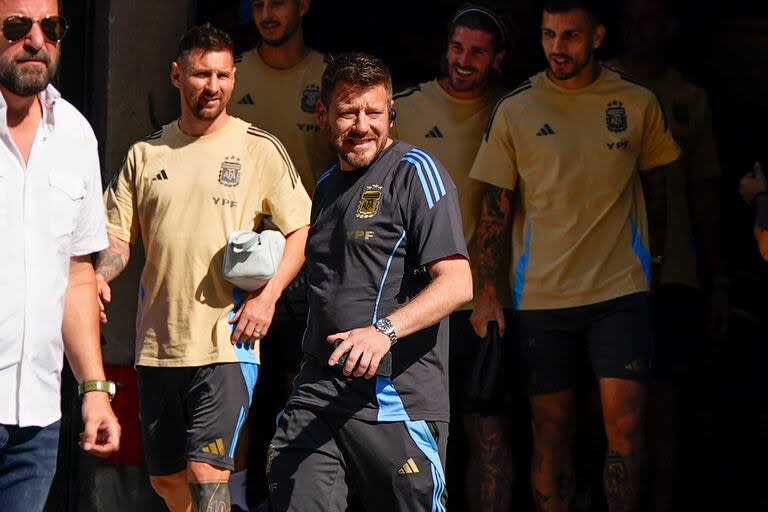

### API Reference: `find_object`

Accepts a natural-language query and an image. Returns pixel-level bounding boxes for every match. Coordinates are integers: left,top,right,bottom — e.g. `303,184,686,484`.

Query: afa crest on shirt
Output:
301,84,321,113
356,184,383,219
218,156,241,187
606,101,628,133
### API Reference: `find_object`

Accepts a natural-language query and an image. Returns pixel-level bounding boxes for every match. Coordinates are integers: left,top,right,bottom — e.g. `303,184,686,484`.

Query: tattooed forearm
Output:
94,234,130,283
473,185,513,294
640,167,667,259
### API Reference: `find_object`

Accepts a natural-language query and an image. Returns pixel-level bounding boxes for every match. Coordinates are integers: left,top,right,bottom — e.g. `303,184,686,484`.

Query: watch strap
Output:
375,318,398,346
78,380,115,400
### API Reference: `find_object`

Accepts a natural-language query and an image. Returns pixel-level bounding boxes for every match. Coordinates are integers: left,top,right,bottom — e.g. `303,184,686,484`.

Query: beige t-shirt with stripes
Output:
392,79,511,308
229,49,335,192
470,68,680,310
104,116,311,366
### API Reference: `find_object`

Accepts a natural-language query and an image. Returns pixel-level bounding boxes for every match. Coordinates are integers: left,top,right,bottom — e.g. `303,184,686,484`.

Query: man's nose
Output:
352,112,369,132
23,20,46,52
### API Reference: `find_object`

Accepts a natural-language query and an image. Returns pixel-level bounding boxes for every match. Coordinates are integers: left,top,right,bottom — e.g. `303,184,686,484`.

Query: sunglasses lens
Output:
3,16,33,42
40,16,67,42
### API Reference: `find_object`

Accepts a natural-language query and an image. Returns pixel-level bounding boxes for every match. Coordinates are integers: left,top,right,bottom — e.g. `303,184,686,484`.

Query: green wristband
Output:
78,380,116,401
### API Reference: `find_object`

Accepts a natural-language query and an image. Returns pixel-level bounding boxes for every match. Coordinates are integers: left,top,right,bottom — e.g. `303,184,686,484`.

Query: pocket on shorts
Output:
427,421,440,444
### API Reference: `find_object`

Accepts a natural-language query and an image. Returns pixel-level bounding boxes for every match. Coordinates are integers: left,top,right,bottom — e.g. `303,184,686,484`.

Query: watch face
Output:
377,318,393,332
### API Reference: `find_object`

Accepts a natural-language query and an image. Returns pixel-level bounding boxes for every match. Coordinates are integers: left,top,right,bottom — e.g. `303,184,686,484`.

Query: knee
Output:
150,473,187,500
531,410,574,448
605,411,644,452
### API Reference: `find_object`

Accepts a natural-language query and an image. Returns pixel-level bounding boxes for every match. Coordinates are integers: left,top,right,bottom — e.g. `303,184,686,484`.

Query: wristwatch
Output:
78,380,117,401
374,318,398,346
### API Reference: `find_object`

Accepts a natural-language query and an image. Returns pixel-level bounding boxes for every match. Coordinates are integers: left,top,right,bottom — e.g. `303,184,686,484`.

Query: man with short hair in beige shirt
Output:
470,2,680,511
96,25,310,512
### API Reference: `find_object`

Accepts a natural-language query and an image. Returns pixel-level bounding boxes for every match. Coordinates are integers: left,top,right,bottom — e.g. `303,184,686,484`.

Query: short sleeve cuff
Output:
70,233,109,257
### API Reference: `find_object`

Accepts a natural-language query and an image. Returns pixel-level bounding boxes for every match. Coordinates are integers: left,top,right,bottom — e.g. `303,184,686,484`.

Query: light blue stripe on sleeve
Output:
408,151,441,203
411,148,446,197
403,156,434,208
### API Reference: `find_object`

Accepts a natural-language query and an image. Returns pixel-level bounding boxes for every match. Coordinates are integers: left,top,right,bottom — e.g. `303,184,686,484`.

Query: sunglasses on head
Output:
2,15,68,43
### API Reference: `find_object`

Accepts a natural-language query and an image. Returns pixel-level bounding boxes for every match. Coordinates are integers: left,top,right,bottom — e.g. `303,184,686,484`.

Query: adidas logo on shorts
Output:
397,457,420,475
201,438,226,456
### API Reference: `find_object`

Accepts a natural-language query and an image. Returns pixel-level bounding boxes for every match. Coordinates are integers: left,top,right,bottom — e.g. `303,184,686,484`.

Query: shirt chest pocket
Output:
48,171,85,240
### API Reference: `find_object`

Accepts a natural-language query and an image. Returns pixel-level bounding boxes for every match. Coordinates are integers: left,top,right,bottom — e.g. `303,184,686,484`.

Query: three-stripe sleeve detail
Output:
401,149,446,209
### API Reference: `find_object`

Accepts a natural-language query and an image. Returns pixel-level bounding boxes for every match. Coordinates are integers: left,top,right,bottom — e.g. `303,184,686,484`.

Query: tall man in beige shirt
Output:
470,2,680,510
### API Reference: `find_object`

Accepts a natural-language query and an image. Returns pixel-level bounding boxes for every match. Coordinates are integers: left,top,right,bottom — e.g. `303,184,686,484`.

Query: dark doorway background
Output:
45,0,768,510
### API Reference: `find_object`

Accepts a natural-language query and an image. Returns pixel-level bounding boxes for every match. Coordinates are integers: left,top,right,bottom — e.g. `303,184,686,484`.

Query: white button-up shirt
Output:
0,85,108,427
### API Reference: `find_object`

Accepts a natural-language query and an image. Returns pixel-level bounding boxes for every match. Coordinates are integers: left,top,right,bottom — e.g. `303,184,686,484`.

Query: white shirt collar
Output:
0,83,61,131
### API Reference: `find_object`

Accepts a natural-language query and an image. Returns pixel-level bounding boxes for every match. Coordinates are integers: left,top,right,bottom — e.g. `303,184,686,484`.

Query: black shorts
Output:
449,310,518,415
267,407,448,512
517,292,652,395
650,284,707,379
137,363,258,475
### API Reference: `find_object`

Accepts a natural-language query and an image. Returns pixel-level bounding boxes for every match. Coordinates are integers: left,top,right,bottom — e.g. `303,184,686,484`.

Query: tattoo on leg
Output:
556,471,573,501
534,489,551,510
475,422,513,511
604,450,633,512
190,481,230,512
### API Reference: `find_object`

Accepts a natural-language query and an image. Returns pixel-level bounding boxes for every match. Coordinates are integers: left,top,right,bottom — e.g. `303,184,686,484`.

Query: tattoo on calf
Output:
556,471,574,501
604,450,633,512
476,423,513,510
190,481,230,512
532,450,544,474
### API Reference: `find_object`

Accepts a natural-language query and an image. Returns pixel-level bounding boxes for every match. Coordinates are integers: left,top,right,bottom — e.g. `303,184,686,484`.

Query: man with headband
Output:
393,6,517,511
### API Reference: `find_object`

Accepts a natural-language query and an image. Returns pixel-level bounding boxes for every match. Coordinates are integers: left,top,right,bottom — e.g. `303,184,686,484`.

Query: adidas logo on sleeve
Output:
425,126,444,138
151,169,168,181
536,123,556,136
237,93,255,105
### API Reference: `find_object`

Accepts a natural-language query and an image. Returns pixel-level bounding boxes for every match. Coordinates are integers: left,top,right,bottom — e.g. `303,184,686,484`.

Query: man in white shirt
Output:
0,1,120,510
